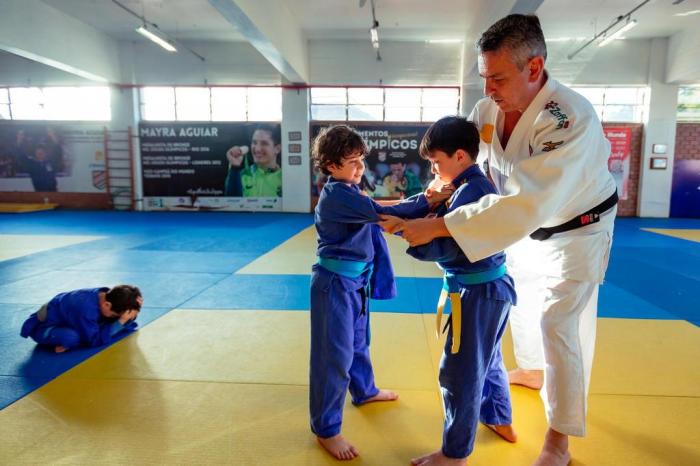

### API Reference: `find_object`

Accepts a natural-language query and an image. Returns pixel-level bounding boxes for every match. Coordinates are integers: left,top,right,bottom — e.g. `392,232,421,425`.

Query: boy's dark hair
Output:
106,285,142,314
476,14,547,70
419,116,480,161
251,124,281,145
312,125,368,176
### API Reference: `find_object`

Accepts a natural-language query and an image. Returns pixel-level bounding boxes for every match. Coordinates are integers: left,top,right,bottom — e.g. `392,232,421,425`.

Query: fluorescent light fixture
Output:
136,25,177,52
599,18,637,47
370,26,379,49
674,9,700,16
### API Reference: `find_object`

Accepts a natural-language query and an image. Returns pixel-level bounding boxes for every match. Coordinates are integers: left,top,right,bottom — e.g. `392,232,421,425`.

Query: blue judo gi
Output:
406,164,517,459
310,178,430,438
20,288,137,350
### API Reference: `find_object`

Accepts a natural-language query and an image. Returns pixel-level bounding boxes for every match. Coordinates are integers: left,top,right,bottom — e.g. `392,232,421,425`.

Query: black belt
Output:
530,190,618,241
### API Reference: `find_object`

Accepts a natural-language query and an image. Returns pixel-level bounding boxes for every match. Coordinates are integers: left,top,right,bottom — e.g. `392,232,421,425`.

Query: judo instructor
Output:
382,14,617,466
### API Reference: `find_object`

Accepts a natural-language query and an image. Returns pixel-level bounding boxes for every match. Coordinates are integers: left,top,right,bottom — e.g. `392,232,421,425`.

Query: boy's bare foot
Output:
508,368,544,390
54,345,67,353
410,450,466,466
484,423,518,443
532,428,571,466
317,434,359,461
360,389,399,404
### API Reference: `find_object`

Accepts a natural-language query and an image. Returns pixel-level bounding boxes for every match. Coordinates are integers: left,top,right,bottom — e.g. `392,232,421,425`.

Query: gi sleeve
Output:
444,107,609,262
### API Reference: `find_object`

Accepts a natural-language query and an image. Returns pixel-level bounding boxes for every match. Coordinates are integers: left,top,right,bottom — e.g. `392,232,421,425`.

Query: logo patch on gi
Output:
542,140,564,152
544,100,570,130
480,124,494,144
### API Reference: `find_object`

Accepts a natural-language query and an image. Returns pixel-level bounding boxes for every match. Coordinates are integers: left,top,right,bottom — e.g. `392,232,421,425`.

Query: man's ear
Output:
528,56,545,82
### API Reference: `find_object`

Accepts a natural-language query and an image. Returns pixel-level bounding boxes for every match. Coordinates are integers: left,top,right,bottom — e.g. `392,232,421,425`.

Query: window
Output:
140,86,282,122
140,87,176,121
678,87,700,122
0,88,10,120
310,86,460,122
3,86,111,121
175,87,211,121
571,86,648,123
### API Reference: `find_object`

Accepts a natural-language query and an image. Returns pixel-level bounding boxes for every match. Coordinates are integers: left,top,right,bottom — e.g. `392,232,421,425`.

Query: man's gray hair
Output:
476,14,547,69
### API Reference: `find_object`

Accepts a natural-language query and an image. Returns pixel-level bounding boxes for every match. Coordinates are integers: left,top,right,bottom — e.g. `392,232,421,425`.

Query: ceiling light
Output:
136,25,177,52
598,18,637,47
370,23,379,49
674,9,700,16
567,0,650,60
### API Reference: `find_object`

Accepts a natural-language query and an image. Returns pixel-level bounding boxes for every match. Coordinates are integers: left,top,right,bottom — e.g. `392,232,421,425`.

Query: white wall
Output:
667,27,700,84
309,40,462,86
281,88,310,212
118,40,282,85
570,39,652,86
0,51,95,86
637,38,678,218
0,0,120,82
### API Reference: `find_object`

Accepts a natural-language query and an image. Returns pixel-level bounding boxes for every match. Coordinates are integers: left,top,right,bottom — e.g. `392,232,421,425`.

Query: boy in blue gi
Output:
381,116,517,466
20,285,142,353
310,125,449,461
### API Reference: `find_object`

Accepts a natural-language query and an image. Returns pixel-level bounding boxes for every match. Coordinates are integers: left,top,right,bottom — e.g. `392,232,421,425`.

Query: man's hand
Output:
226,145,249,167
118,309,139,325
400,217,449,246
378,215,405,234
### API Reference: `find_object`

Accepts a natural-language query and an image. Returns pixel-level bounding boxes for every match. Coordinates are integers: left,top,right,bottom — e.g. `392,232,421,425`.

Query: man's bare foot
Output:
317,434,359,461
54,345,67,353
508,368,544,390
532,428,571,466
359,389,399,404
410,450,466,466
484,423,518,443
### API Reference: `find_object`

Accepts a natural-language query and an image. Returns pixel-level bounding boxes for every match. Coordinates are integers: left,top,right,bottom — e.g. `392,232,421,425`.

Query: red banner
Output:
604,126,632,200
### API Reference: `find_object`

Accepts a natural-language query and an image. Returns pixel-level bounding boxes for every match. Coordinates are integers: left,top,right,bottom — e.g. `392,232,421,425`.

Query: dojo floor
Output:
0,211,698,465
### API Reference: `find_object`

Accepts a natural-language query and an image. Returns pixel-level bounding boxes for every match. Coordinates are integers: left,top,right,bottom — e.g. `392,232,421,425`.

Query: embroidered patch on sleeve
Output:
480,123,494,144
542,140,564,152
544,100,570,129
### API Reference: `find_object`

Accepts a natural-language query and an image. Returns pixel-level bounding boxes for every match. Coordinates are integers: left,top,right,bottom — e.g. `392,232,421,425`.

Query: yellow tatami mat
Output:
237,226,443,277
0,202,58,213
643,228,700,243
1,311,699,465
0,234,104,262
64,310,437,391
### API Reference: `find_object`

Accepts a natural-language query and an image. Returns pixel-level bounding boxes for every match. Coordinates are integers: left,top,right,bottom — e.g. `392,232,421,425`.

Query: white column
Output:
460,87,484,117
638,38,678,218
109,86,143,210
281,87,310,212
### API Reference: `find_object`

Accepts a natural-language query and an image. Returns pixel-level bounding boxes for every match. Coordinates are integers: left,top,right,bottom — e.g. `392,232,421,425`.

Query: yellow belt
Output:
436,265,507,354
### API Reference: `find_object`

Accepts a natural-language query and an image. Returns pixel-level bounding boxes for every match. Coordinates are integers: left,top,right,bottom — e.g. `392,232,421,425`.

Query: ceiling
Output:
41,0,700,42
32,0,700,85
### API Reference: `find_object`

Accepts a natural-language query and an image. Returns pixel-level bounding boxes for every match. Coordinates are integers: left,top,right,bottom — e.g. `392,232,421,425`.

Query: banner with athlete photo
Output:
310,122,432,200
139,122,282,211
603,126,632,201
0,122,105,193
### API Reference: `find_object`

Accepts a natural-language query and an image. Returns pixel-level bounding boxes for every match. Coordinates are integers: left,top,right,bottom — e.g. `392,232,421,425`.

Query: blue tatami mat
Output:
181,274,444,313
64,250,262,274
0,305,171,409
0,271,229,308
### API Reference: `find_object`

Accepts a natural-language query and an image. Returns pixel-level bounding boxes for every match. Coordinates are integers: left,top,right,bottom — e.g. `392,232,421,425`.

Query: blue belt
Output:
317,257,372,278
437,264,507,354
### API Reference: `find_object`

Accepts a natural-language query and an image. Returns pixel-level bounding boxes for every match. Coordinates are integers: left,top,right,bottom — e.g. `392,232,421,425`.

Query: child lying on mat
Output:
20,285,142,353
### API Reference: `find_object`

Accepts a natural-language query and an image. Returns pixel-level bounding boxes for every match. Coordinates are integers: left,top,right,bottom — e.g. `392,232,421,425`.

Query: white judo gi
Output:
446,74,616,436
